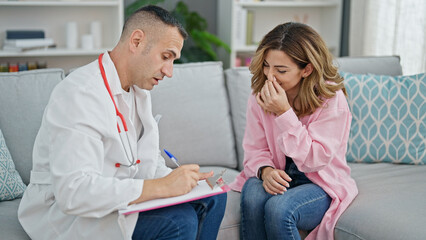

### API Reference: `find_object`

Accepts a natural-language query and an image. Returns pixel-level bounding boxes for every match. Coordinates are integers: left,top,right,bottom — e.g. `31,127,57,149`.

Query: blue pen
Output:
164,149,180,167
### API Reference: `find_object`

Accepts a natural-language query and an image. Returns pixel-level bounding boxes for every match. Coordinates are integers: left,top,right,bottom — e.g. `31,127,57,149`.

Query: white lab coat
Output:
18,52,172,240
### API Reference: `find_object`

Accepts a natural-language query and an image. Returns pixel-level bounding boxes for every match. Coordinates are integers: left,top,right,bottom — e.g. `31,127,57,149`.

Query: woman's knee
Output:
264,184,332,231
264,196,297,224
241,178,267,208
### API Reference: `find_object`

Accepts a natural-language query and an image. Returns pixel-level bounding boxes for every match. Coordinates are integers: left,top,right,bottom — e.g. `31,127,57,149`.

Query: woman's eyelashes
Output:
263,62,287,74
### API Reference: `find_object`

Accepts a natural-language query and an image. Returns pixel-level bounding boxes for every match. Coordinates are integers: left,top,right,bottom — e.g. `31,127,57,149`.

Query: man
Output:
18,5,226,240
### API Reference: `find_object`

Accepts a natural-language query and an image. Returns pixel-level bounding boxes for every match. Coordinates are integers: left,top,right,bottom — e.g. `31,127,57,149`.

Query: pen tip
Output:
164,149,172,158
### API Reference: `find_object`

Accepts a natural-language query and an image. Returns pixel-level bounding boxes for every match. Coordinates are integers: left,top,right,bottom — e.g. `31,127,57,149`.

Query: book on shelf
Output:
246,10,254,45
4,38,54,48
2,38,56,52
2,44,56,52
6,30,45,40
235,6,247,47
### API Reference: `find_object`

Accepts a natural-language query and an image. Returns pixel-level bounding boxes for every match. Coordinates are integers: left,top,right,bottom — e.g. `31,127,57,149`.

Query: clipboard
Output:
119,180,230,215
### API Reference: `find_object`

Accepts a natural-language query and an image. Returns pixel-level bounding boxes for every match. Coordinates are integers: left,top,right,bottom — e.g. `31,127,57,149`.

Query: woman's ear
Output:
303,63,313,78
129,29,145,53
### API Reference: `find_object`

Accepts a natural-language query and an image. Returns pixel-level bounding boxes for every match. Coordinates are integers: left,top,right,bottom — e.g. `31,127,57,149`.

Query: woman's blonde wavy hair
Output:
250,22,345,117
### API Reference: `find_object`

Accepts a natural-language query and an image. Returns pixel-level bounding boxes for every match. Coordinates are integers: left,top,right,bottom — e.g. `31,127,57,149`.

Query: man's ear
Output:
303,63,314,78
129,29,145,53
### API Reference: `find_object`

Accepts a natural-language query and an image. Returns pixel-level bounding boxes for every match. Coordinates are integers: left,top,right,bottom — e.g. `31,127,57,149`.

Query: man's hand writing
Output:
130,164,213,205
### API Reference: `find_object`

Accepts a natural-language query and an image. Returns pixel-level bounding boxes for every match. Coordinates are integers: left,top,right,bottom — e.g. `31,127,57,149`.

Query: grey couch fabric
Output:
151,62,238,169
0,69,63,240
0,69,64,185
335,163,426,240
0,56,424,240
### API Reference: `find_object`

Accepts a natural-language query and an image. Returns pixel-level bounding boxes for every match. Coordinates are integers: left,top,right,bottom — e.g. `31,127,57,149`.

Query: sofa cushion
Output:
335,163,426,240
343,72,425,164
224,67,252,170
151,62,237,168
200,166,241,240
0,129,26,201
0,198,30,239
335,56,403,76
0,69,64,184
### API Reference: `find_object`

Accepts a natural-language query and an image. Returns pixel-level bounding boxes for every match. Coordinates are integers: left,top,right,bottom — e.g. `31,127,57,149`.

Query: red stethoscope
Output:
98,53,141,168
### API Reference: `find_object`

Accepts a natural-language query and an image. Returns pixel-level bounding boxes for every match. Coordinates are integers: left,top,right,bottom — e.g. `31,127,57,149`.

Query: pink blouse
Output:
230,90,358,240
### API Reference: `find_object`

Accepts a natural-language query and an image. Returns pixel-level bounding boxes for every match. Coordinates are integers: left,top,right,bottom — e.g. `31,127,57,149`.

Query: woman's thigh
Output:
264,183,331,231
241,177,272,210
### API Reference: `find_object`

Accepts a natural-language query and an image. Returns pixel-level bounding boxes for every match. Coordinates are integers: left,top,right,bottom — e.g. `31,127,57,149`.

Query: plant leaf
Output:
192,29,231,53
124,0,230,63
125,0,165,19
191,30,217,59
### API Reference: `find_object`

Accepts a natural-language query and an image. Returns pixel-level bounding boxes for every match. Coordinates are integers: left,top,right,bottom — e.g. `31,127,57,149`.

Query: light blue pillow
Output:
0,129,26,200
342,72,425,164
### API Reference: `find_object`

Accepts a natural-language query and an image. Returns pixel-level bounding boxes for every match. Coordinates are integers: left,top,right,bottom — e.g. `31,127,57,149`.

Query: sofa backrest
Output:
0,69,64,184
224,56,403,170
335,56,402,75
151,62,238,169
0,56,405,183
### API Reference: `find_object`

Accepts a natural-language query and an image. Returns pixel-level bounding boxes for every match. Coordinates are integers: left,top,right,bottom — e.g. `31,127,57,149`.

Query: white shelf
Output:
238,1,338,8
233,45,258,52
0,0,124,73
217,0,343,68
0,1,119,6
0,48,112,57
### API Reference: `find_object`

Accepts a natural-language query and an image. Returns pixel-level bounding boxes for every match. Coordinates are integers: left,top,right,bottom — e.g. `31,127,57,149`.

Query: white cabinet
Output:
217,0,343,68
0,0,123,73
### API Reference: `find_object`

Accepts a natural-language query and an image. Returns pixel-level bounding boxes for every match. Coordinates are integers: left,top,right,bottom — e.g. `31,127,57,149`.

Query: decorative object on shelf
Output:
3,29,55,52
125,0,230,63
90,21,102,49
0,63,8,72
66,21,78,49
0,61,46,73
234,54,253,67
81,34,94,50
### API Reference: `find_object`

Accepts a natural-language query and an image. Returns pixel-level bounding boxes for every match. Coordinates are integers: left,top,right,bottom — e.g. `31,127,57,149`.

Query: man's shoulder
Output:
49,60,107,104
64,60,101,86
53,60,103,95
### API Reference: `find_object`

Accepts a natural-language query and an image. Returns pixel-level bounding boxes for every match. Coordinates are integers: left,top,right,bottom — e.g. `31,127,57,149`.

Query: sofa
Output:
0,56,424,240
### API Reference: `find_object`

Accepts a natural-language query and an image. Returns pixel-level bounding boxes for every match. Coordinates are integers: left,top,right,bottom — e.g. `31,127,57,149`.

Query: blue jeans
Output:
132,193,227,240
240,163,331,240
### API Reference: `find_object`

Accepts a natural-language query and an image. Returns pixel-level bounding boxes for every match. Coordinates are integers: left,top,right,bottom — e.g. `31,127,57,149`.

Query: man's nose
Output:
163,62,173,78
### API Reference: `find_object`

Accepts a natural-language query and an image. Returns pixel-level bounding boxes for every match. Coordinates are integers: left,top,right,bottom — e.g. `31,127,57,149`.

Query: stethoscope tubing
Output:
98,53,140,168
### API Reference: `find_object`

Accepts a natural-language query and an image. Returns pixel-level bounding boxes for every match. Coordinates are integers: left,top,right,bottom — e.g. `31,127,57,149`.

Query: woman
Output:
229,22,358,240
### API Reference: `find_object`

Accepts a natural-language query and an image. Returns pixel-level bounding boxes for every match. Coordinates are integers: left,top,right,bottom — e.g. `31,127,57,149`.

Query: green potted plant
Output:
125,0,230,63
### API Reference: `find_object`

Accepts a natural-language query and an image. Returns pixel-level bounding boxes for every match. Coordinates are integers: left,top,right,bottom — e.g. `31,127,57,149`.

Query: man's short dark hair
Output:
123,5,188,40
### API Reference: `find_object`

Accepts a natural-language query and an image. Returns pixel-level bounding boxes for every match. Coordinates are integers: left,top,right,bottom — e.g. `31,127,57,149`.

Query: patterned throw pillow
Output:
0,129,26,200
342,72,425,164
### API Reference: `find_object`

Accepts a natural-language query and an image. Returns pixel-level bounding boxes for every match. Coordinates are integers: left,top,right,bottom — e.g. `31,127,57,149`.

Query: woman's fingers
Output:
262,169,290,195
